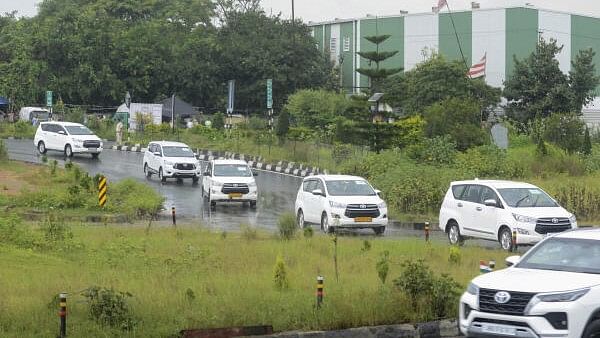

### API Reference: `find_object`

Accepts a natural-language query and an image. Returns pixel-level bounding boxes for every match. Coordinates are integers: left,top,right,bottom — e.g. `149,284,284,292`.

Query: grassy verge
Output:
0,222,509,337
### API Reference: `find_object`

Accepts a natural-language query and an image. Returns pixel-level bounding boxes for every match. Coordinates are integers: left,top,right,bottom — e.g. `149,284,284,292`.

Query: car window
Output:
214,164,252,177
56,125,66,134
497,188,558,208
480,186,499,204
315,180,325,194
64,125,94,135
463,185,482,203
451,185,467,200
41,124,51,132
303,180,315,192
517,238,600,274
162,146,195,158
325,180,376,196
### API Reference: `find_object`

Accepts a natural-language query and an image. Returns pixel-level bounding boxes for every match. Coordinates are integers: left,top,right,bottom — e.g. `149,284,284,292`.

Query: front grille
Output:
83,140,101,148
478,289,536,316
473,318,530,328
344,204,380,218
535,217,571,234
174,163,196,170
221,183,249,194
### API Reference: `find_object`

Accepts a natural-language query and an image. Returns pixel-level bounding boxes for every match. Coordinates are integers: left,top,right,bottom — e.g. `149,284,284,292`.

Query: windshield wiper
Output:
515,195,529,207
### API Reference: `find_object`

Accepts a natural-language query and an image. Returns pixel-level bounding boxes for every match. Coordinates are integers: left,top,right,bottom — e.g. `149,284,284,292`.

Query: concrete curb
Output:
248,319,460,338
111,143,146,153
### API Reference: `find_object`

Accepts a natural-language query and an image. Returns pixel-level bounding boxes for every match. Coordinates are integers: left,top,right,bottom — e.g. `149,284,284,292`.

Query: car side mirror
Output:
58,130,66,135
203,171,210,176
253,171,258,177
484,199,498,207
505,255,521,267
312,189,324,196
374,189,382,197
153,152,161,157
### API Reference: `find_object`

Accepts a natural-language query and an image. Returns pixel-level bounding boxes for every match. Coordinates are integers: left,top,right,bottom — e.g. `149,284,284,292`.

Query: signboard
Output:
266,79,273,109
227,80,235,114
46,91,53,108
128,103,163,131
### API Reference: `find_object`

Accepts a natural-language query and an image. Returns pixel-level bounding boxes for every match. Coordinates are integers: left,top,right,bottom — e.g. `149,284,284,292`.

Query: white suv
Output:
439,180,576,250
202,159,258,208
143,141,202,183
34,121,103,158
460,229,600,338
294,175,388,234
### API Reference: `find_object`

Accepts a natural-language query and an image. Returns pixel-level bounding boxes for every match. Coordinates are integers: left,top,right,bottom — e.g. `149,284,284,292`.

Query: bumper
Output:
327,209,388,228
459,293,584,338
164,167,201,179
210,190,257,202
72,146,103,154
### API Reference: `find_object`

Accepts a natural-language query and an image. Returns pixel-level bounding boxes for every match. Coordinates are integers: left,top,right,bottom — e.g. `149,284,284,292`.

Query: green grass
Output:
0,224,511,337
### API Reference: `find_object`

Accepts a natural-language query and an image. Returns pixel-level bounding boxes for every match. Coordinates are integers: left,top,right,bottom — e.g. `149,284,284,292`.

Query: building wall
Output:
439,11,472,66
472,8,506,88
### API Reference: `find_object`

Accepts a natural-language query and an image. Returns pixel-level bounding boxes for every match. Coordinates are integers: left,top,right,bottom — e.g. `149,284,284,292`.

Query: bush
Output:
393,260,435,307
392,115,425,148
455,145,526,178
431,274,461,318
303,227,313,239
82,286,137,331
0,139,7,161
107,179,164,218
211,112,225,130
273,255,289,290
542,113,586,154
249,116,267,130
277,212,297,240
448,246,462,265
376,251,390,285
332,143,353,164
537,175,600,221
406,135,457,165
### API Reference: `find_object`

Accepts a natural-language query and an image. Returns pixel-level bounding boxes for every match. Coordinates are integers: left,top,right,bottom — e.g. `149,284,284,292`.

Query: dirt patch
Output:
0,162,40,195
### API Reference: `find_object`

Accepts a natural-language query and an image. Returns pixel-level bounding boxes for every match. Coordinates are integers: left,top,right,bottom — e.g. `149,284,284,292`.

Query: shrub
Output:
431,274,461,318
376,250,390,285
392,115,425,148
361,240,371,252
49,160,58,176
273,255,289,290
82,286,137,331
542,113,586,154
303,226,313,239
277,212,297,240
448,246,462,265
455,145,526,178
42,217,73,244
332,143,353,164
393,260,435,307
406,135,457,165
0,214,39,249
107,179,164,218
211,112,225,130
0,139,7,161
537,176,600,221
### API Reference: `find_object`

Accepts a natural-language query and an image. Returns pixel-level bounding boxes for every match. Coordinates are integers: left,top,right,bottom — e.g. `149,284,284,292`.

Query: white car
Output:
439,180,576,250
294,175,388,234
460,228,600,338
143,141,202,183
34,121,103,158
202,159,258,208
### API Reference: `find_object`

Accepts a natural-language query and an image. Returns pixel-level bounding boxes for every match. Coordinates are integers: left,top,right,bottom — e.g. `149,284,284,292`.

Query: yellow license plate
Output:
355,217,372,222
229,193,243,199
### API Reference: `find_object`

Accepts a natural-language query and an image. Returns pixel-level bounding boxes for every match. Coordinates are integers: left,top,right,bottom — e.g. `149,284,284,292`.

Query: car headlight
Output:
72,139,83,144
248,181,257,187
516,227,530,235
466,282,479,295
512,213,537,223
100,141,103,148
525,288,590,314
377,202,387,209
569,214,576,223
212,181,223,187
164,161,174,166
329,201,346,209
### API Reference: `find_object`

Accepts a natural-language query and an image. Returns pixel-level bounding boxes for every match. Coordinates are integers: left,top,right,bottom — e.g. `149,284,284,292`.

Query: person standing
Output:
116,119,124,145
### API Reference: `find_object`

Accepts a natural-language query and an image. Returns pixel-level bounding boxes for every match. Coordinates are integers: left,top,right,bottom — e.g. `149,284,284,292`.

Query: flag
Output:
435,0,447,13
467,53,487,78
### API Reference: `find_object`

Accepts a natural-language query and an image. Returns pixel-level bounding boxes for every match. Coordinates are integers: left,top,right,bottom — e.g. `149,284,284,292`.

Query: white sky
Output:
2,0,600,21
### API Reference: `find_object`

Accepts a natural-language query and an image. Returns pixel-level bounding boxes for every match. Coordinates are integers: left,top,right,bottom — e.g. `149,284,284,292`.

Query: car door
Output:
147,144,157,171
312,179,328,221
202,162,213,193
459,184,484,238
45,124,59,150
301,179,318,222
476,185,502,239
55,125,68,151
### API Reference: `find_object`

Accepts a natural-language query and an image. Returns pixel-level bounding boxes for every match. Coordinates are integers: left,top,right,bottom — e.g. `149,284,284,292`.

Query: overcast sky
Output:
2,0,600,22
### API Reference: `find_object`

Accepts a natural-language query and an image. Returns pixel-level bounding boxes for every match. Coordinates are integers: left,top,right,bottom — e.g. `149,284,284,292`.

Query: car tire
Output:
158,167,166,183
192,176,199,184
448,222,465,246
144,163,152,178
583,319,600,338
37,141,47,154
297,209,305,229
373,226,385,235
250,201,257,209
64,144,73,158
321,213,334,234
91,153,99,159
499,227,514,251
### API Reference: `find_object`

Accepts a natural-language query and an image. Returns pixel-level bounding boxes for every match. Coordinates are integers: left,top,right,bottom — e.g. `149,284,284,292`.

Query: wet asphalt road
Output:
5,138,526,251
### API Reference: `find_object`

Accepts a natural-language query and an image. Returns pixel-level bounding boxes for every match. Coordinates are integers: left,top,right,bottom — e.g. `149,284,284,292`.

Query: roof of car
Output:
305,174,367,181
451,180,538,189
212,159,248,165
40,121,84,127
553,228,600,241
149,141,191,147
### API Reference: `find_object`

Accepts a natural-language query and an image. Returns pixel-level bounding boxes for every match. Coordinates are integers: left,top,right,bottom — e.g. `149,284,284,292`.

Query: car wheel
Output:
297,209,305,229
499,227,513,251
321,213,333,234
91,153,99,159
64,144,73,158
373,226,385,235
583,319,600,338
158,167,166,183
37,141,47,154
144,163,152,178
250,201,257,209
448,222,465,246
192,176,199,184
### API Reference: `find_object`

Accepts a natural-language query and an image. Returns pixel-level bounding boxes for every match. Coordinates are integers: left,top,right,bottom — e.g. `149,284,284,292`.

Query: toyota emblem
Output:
233,184,238,187
494,291,511,304
360,204,366,209
552,218,558,224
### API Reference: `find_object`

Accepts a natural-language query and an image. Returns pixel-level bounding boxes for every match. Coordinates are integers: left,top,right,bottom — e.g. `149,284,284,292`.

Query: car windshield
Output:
64,125,94,135
516,237,600,274
497,188,558,208
325,180,376,196
162,146,195,158
214,164,252,177
32,111,49,120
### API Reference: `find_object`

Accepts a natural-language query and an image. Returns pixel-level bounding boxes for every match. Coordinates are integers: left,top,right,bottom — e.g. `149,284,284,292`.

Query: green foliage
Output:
49,159,58,176
376,250,390,285
448,246,462,265
185,288,196,304
455,145,526,178
107,179,164,218
542,113,586,154
361,240,372,252
277,212,297,240
0,121,36,139
537,175,600,220
302,226,313,239
248,116,267,130
332,143,353,163
240,224,258,240
82,286,137,331
275,110,290,140
284,89,348,128
570,48,600,111
356,34,402,90
0,139,6,160
424,97,488,151
406,135,457,165
273,255,289,290
536,137,548,156
211,113,225,130
392,115,425,148
41,217,73,244
430,274,462,318
394,260,435,306
583,127,592,156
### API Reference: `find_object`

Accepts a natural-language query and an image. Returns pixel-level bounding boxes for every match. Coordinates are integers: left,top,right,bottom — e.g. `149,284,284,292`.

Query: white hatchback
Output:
439,180,576,250
460,229,600,338
34,121,103,158
294,175,388,234
143,141,202,183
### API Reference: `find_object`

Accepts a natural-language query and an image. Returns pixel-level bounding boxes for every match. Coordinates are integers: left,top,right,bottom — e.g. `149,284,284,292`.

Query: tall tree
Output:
569,48,600,111
356,34,402,92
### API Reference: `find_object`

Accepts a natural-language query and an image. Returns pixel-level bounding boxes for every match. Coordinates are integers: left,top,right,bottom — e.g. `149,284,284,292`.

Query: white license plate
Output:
481,324,517,336
88,148,98,152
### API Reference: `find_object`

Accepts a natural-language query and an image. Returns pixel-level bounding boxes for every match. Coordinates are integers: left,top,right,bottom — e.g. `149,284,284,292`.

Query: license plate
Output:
229,193,242,199
481,324,517,336
354,217,372,222
89,148,98,152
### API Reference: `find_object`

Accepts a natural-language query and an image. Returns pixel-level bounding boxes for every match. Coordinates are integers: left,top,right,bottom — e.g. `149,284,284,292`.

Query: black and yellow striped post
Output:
316,276,324,309
58,292,67,337
424,222,430,242
98,176,107,207
512,230,518,252
171,206,176,226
